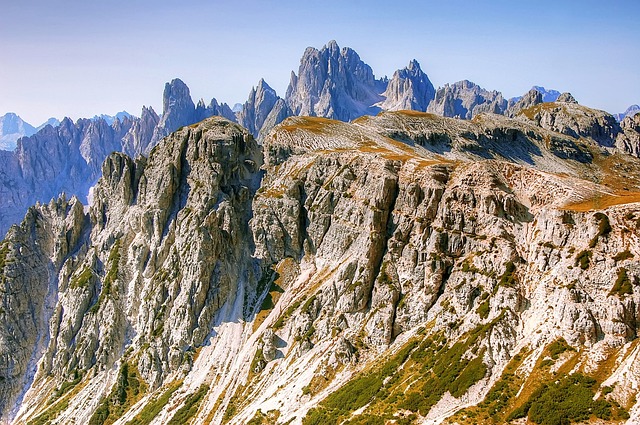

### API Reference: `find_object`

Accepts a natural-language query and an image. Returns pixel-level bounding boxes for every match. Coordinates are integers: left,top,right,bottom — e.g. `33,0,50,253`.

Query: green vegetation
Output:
126,380,182,425
49,370,83,403
477,300,490,319
303,318,502,424
273,299,302,330
613,249,634,262
575,250,592,270
547,338,575,359
166,384,209,425
498,261,517,288
610,268,633,296
246,409,281,425
89,361,147,425
507,373,625,425
89,240,121,314
0,242,11,285
70,267,94,289
589,212,612,248
28,399,70,425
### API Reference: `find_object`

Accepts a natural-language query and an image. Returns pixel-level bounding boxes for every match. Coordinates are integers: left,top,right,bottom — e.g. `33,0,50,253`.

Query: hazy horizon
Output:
1,0,639,125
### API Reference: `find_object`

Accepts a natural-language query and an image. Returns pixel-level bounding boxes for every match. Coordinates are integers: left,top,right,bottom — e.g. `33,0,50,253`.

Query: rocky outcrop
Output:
0,78,238,237
519,99,622,147
427,80,507,119
506,88,543,117
617,112,640,157
3,109,640,425
257,98,291,141
285,40,386,121
238,79,284,138
1,117,262,424
379,60,435,111
531,85,561,102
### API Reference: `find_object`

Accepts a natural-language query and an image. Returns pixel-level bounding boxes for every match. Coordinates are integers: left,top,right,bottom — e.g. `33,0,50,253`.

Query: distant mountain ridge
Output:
1,40,638,238
0,78,234,236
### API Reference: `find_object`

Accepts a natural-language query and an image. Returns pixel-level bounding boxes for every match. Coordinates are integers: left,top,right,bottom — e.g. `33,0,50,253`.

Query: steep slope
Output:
2,107,640,425
0,78,237,237
285,40,386,122
379,60,435,111
238,79,287,138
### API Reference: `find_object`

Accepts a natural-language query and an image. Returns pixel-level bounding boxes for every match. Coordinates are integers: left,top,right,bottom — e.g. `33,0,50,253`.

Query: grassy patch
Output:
498,261,517,288
70,267,95,290
613,249,634,262
89,361,148,425
303,318,501,424
28,399,70,425
477,300,490,319
273,299,302,330
547,338,575,359
610,268,633,296
125,380,182,425
246,409,281,425
507,373,625,424
166,384,209,425
575,250,592,270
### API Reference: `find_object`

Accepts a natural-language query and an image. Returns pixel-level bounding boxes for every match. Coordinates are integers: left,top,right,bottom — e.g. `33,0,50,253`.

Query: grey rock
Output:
285,40,385,121
379,59,435,111
427,80,507,119
557,92,578,104
237,79,282,138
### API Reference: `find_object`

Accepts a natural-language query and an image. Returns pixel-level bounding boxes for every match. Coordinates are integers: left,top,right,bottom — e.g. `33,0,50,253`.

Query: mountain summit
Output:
285,40,386,121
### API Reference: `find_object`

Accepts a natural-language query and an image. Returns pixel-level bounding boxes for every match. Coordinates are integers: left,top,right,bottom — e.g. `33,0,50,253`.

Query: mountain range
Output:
1,40,640,425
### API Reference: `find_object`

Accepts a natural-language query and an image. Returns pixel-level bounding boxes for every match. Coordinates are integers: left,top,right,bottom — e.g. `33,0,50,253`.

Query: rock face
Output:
518,97,622,147
151,79,235,143
0,113,36,151
0,79,237,237
237,79,285,138
531,85,561,102
2,105,640,425
285,40,386,121
506,88,543,117
379,59,435,111
617,112,640,157
427,80,508,119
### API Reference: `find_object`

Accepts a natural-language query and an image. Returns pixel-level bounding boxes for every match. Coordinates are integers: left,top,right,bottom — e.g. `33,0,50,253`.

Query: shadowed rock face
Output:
2,109,640,424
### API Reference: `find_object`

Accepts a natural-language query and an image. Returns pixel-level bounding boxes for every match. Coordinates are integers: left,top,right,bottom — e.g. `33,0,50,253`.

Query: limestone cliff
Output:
2,106,640,425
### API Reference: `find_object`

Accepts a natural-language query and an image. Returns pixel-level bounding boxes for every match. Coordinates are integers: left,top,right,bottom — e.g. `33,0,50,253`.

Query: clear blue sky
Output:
1,0,638,125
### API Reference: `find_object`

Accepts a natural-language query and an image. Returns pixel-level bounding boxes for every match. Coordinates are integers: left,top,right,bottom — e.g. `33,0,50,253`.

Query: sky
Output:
1,0,639,125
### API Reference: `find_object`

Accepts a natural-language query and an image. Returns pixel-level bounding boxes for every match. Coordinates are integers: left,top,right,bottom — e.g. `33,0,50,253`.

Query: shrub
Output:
575,250,592,270
610,268,633,296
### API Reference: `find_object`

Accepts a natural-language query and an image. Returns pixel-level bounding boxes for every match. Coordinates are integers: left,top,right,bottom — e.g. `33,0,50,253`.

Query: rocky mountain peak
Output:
506,88,543,117
238,79,283,138
427,80,507,119
0,112,37,151
285,40,384,121
557,92,578,104
615,104,640,122
380,59,435,111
